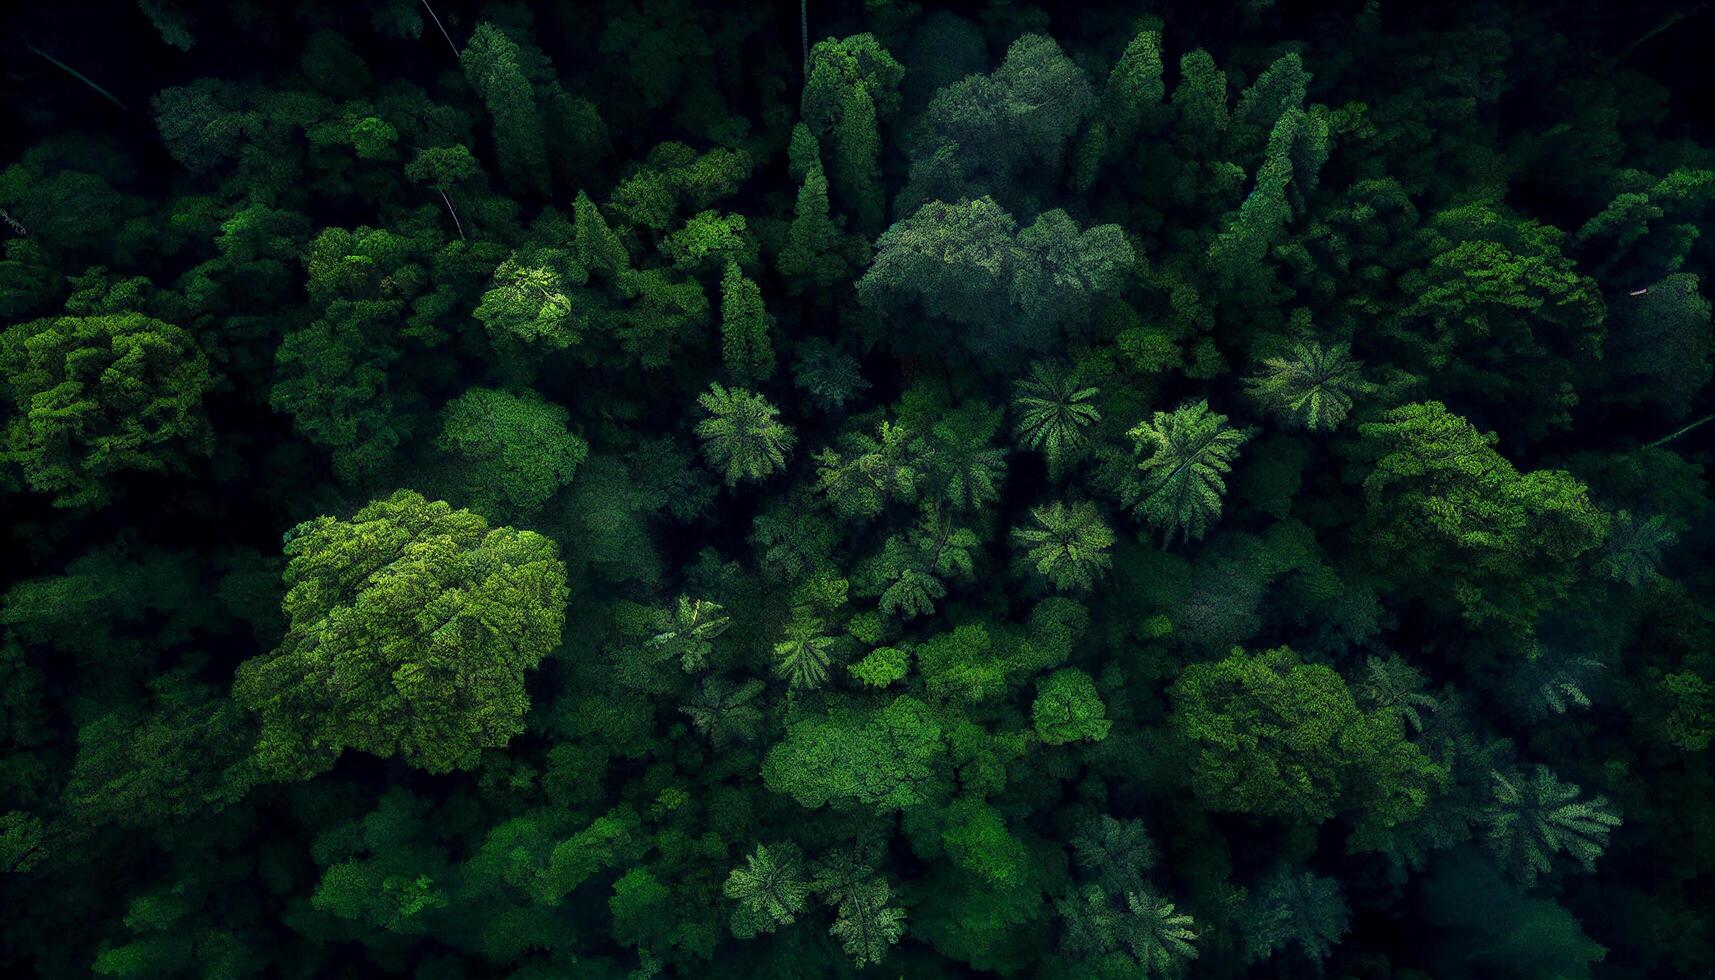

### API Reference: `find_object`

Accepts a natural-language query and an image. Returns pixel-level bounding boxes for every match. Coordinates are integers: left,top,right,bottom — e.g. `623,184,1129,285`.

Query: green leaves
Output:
1357,402,1608,635
434,386,587,519
695,383,795,484
1013,500,1116,594
1032,668,1112,744
773,611,836,690
1169,647,1437,825
1,313,214,508
1012,361,1101,479
461,23,549,195
474,249,584,367
647,596,730,673
232,490,568,777
1125,400,1249,544
827,877,906,967
1245,340,1365,432
858,196,1132,359
761,696,946,812
1058,883,1199,978
1241,867,1350,965
718,261,775,384
681,676,763,749
1483,765,1620,885
723,843,810,938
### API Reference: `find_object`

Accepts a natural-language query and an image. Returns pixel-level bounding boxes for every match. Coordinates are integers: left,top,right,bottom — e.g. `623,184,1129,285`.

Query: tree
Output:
1483,765,1621,885
1169,647,1438,825
777,161,854,292
815,419,919,519
681,676,763,749
232,490,569,777
462,23,550,195
1012,361,1101,479
1125,400,1250,544
695,384,795,484
719,262,775,383
646,596,731,673
1032,668,1112,744
63,671,254,829
904,34,1095,209
1354,654,1439,733
1013,501,1115,594
1357,402,1608,635
1103,30,1166,146
1598,510,1676,586
829,877,907,967
802,34,901,234
792,338,870,410
1058,883,1199,978
1393,205,1605,438
1,313,213,508
724,843,810,938
918,406,1007,512
1072,816,1156,898
773,611,835,691
762,696,946,812
1245,340,1365,432
858,197,1131,359
474,249,584,372
1241,867,1350,965
1604,273,1711,417
435,387,587,520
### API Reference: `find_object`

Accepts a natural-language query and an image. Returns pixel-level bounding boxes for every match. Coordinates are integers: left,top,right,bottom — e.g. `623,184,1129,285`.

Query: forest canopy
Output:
1,1,1713,977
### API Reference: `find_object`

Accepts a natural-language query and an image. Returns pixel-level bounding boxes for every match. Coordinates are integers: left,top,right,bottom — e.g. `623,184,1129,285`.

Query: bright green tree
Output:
233,490,569,777
1169,647,1438,826
1,313,213,508
1032,668,1113,744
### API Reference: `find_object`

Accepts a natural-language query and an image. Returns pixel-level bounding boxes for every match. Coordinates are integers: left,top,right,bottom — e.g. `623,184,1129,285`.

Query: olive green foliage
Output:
1358,402,1608,635
1,313,213,507
233,491,568,776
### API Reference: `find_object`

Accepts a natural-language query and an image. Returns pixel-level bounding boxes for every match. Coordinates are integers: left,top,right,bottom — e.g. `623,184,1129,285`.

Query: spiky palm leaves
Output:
680,676,764,748
1013,500,1116,593
1127,400,1249,543
1013,361,1101,479
1059,883,1199,978
723,843,810,938
1484,765,1620,885
1598,510,1677,586
696,383,796,483
773,613,835,690
1355,654,1440,733
1241,867,1350,965
647,596,730,672
1245,340,1365,431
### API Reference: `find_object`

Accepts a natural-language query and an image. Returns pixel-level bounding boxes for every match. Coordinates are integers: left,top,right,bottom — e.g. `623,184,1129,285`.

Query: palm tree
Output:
1013,361,1101,479
1013,500,1115,593
696,383,796,484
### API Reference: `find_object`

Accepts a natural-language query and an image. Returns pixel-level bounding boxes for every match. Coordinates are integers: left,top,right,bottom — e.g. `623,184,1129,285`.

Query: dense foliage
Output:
2,1,1712,977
